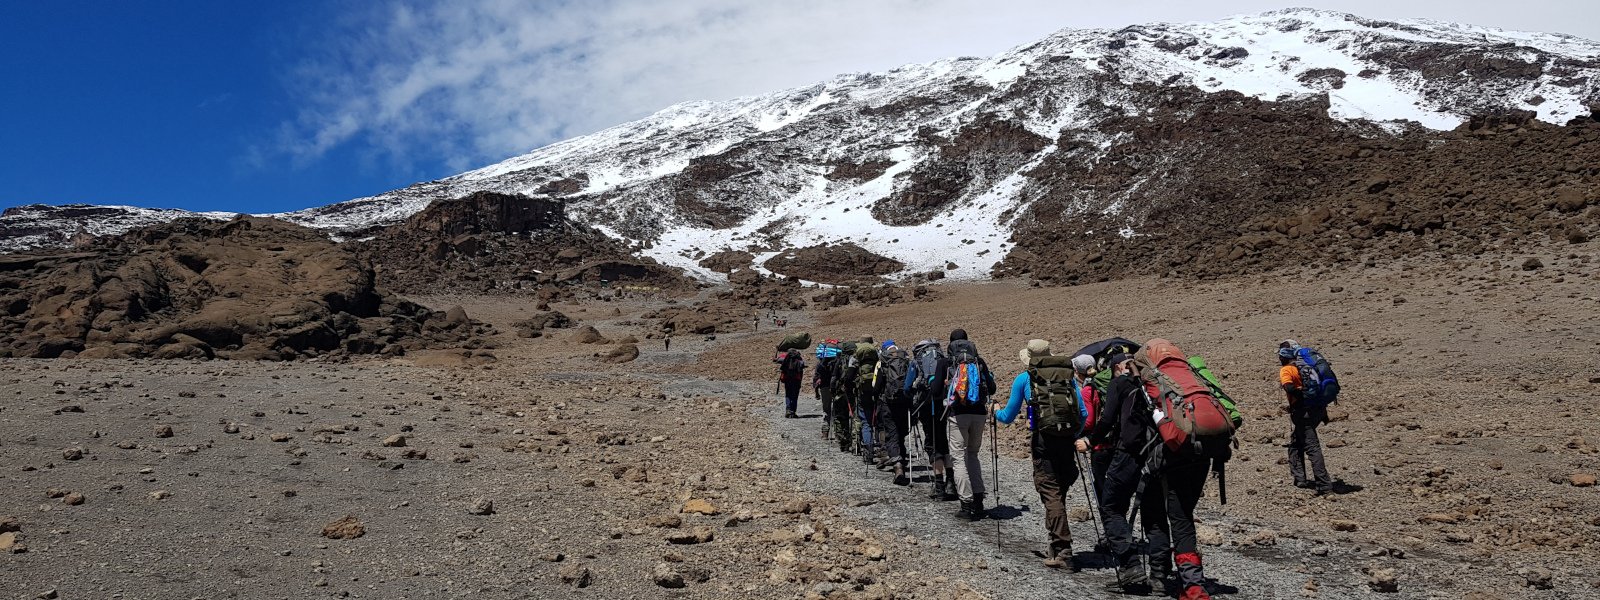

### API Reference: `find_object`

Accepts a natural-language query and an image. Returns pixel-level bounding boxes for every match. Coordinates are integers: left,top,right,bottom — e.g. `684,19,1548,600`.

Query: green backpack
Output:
1187,356,1243,429
853,346,879,400
1027,355,1081,436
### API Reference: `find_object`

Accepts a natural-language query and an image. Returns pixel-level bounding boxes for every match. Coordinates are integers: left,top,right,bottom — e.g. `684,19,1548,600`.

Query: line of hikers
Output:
772,331,1342,599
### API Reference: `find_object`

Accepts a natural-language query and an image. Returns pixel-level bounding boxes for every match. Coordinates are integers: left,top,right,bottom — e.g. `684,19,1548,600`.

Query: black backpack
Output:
781,349,805,376
910,340,945,391
877,346,911,401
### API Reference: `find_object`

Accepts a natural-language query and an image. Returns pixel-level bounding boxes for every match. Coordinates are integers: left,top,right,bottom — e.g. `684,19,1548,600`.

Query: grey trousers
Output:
947,413,987,501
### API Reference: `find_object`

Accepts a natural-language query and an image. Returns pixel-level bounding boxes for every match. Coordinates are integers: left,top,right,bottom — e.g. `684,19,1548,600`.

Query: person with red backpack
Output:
773,348,806,419
937,329,996,521
1279,343,1332,494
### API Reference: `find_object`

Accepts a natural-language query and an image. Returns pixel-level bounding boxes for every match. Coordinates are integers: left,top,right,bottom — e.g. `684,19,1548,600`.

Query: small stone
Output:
149,491,170,500
538,552,565,562
1067,506,1090,522
858,541,885,560
557,565,592,588
321,515,365,539
61,448,82,461
1247,529,1277,546
45,488,66,499
37,590,57,600
1521,567,1554,590
0,517,18,533
383,435,407,447
400,449,427,460
776,500,811,515
1522,257,1544,271
116,440,137,449
314,578,328,587
224,423,239,434
1330,520,1360,532
652,563,686,588
646,514,682,528
682,499,718,515
468,498,494,516
283,489,297,497
62,493,84,506
1571,474,1597,487
154,425,173,438
1329,286,1343,293
1367,568,1398,593
666,526,715,545
1196,525,1223,546
270,433,292,442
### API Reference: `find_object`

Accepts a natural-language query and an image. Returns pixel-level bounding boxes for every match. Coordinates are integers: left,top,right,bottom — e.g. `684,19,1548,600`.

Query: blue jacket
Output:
997,372,1088,435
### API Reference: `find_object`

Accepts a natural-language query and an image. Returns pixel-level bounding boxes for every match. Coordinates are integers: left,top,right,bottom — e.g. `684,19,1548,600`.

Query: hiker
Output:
773,348,806,419
937,329,996,521
1280,343,1332,494
873,340,913,485
851,336,880,464
1071,353,1115,554
814,339,842,441
994,340,1088,569
1090,353,1166,591
831,341,860,451
906,339,955,500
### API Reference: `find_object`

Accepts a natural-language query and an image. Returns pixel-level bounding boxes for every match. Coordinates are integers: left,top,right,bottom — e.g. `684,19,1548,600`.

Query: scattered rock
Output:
538,552,565,562
602,343,639,363
62,493,84,506
1331,520,1360,532
383,434,407,447
149,490,170,500
1367,568,1398,593
1521,567,1554,589
858,541,886,560
321,515,365,539
1067,506,1090,522
1571,473,1597,487
682,499,719,515
646,514,682,528
1246,529,1277,546
652,563,686,588
1196,525,1223,546
666,526,715,545
61,448,82,461
0,516,19,533
223,423,239,434
557,564,592,588
153,425,173,438
776,500,811,515
569,325,608,344
468,498,494,516
1522,257,1544,271
400,449,427,460
270,433,292,442
0,531,15,551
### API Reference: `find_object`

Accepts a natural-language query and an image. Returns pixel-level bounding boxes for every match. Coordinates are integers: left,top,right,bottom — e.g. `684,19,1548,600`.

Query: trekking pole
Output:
1078,457,1105,547
991,407,1001,550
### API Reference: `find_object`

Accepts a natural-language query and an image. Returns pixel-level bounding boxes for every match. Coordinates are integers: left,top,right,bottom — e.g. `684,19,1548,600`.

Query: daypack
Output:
1135,339,1236,453
816,339,841,359
1027,355,1081,435
1186,355,1243,429
780,349,805,377
853,345,880,401
944,339,983,407
777,332,812,351
1294,346,1340,408
1075,337,1141,396
877,346,911,401
910,339,945,391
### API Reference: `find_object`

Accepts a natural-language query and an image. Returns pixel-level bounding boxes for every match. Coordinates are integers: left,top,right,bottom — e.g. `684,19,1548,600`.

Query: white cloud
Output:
279,0,1600,174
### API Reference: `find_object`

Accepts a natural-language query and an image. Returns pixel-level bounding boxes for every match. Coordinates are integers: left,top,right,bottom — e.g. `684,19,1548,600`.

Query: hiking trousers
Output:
857,398,877,456
875,395,911,465
947,413,987,501
915,395,950,463
1288,405,1331,490
782,379,801,414
818,385,835,436
1146,456,1211,590
1100,450,1166,567
1090,447,1113,505
831,392,854,449
1031,431,1080,555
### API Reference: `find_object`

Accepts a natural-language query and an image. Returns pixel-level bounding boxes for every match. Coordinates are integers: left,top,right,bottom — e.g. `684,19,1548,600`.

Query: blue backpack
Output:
1294,347,1340,407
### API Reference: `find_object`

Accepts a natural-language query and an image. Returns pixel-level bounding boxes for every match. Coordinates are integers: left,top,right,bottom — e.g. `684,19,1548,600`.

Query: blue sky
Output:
3,1,1596,216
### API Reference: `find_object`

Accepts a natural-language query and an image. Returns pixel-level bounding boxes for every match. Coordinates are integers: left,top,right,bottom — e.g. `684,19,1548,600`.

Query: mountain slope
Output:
5,9,1599,277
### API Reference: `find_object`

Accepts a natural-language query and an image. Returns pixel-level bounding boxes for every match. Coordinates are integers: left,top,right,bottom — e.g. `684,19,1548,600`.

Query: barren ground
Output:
3,241,1599,599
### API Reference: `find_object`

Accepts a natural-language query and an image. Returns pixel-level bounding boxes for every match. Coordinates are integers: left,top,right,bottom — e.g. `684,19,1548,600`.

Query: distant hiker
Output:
1280,343,1332,494
831,341,861,451
663,333,671,351
1090,354,1165,591
851,337,881,464
938,329,996,521
906,339,955,500
815,339,843,440
774,348,806,419
994,340,1088,569
874,340,914,486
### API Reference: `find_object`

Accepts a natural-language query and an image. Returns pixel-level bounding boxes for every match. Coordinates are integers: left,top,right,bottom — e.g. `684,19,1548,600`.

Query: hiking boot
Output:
928,478,948,500
1092,539,1112,555
954,499,980,521
875,455,895,470
1293,480,1312,489
861,453,875,465
892,464,909,486
1314,486,1333,496
1044,545,1077,571
1179,585,1212,600
1104,563,1149,593
971,493,986,518
784,411,798,419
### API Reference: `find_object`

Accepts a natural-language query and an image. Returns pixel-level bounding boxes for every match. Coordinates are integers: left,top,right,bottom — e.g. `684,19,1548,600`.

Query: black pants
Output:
875,394,911,465
913,393,950,462
782,379,801,413
1149,455,1211,589
1031,432,1080,554
817,385,835,435
1288,404,1331,490
1090,447,1113,504
831,390,854,448
1100,450,1166,567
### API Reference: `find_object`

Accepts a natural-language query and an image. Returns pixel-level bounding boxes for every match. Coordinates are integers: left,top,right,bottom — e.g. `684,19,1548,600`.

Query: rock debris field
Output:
3,239,1599,599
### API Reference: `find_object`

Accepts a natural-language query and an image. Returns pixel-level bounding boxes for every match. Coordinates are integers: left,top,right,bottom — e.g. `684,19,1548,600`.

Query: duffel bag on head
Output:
1027,355,1081,435
778,332,813,352
1137,339,1235,451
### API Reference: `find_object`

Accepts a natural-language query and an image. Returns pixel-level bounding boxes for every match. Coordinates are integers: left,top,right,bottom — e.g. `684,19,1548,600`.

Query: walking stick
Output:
991,406,1001,550
1078,456,1105,548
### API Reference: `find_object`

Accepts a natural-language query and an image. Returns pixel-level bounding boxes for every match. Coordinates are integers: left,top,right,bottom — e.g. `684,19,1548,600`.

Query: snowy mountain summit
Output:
7,9,1599,279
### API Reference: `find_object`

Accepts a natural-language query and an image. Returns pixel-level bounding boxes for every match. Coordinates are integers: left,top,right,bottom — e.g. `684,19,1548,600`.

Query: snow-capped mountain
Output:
6,9,1599,278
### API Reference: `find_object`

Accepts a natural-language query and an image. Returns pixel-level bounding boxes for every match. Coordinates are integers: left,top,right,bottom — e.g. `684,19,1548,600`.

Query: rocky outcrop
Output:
0,217,489,360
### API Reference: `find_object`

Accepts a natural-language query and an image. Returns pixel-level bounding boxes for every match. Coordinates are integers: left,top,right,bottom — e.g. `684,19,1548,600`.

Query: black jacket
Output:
1090,373,1153,454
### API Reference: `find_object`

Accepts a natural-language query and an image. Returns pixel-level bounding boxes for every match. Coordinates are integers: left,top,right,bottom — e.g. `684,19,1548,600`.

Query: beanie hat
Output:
1019,339,1051,366
1071,354,1095,374
949,329,968,342
881,340,896,351
859,335,875,344
1277,347,1295,359
1111,353,1135,367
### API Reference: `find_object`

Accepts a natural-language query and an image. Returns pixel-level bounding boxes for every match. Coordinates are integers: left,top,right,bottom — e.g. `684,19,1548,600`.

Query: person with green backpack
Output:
851,336,880,463
994,340,1089,570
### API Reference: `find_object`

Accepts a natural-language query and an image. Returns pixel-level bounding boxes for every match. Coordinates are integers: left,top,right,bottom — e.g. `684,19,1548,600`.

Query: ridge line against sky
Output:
2,0,1597,216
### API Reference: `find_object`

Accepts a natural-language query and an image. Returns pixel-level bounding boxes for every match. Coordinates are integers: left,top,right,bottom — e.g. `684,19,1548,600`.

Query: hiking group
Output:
772,332,1342,599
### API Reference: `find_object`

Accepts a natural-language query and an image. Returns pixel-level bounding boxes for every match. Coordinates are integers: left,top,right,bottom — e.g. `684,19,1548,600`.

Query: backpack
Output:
1027,355,1081,435
877,346,911,401
1135,339,1236,453
780,349,805,377
944,339,983,407
1186,356,1243,429
777,332,812,351
1294,346,1340,408
853,345,880,401
910,340,945,391
1074,337,1141,396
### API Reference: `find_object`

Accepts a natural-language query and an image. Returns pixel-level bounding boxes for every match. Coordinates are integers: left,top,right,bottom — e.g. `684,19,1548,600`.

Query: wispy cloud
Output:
275,0,1600,175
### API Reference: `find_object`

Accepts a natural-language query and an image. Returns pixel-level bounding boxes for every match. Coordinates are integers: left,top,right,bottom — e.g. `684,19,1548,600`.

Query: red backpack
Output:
1136,339,1236,452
